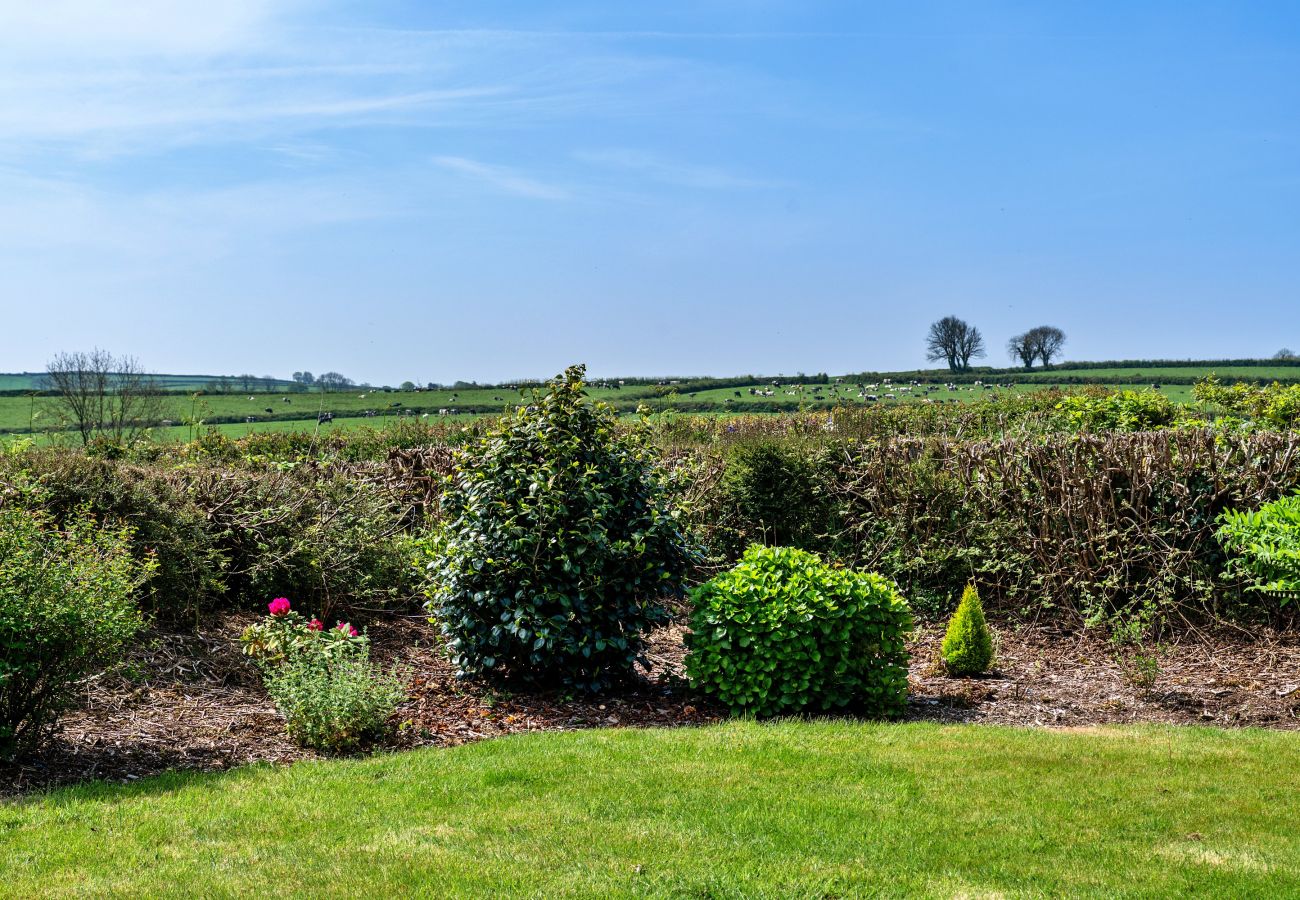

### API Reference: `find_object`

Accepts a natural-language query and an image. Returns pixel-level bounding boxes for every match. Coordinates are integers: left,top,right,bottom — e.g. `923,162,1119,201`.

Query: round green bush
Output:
940,584,994,676
686,545,913,717
424,365,697,691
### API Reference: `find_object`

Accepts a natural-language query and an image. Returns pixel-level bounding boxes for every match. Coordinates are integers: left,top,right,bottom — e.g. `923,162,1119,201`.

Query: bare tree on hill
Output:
1007,325,1067,369
1033,325,1066,366
925,316,986,371
45,349,165,445
1007,332,1038,369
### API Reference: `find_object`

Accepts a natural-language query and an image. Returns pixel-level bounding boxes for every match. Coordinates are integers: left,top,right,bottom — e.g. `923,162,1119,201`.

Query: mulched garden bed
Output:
4,614,1298,797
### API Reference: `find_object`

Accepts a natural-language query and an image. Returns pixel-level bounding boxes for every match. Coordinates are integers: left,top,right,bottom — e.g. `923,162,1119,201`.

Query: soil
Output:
4,615,1298,797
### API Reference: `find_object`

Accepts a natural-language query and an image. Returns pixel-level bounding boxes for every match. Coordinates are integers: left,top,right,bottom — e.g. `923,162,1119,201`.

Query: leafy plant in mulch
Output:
686,545,913,718
423,364,697,692
940,584,994,676
242,598,404,753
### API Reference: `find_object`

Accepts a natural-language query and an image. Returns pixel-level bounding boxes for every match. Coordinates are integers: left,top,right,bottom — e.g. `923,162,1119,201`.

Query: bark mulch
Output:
4,615,1298,797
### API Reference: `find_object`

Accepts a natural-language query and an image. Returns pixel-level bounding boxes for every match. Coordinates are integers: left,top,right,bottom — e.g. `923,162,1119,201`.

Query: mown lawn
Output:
3,722,1298,897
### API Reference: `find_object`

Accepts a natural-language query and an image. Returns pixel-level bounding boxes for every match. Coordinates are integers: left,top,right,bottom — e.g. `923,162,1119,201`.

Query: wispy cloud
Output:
0,0,294,57
575,148,783,190
432,156,571,200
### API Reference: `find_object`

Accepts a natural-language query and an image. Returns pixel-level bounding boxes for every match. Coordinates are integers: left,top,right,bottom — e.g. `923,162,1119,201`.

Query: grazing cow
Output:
264,408,274,415
317,413,333,424
283,397,292,403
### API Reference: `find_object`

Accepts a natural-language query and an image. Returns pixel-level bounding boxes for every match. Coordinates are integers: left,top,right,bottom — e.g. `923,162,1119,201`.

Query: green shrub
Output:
718,441,831,555
264,649,405,754
1056,389,1180,431
0,495,150,758
425,365,696,692
685,545,913,718
1194,377,1300,429
1217,493,1300,601
940,584,994,676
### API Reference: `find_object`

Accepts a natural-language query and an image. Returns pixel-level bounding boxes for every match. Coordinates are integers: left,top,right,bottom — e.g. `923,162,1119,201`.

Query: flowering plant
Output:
240,597,404,754
241,597,365,667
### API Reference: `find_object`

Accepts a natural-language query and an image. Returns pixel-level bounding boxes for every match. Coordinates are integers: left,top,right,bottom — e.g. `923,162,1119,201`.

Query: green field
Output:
11,357,1290,440
0,380,1205,441
1014,365,1300,383
0,372,297,393
2,721,1296,897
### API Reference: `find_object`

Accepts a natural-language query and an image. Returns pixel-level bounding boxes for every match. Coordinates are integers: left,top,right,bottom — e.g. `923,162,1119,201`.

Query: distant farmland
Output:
0,372,297,392
2,358,1296,441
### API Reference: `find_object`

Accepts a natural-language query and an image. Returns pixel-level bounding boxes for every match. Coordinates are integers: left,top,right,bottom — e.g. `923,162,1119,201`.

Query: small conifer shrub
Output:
940,584,995,676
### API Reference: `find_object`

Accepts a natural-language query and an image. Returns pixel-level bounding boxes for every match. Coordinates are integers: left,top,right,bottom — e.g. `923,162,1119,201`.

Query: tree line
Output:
925,316,1067,373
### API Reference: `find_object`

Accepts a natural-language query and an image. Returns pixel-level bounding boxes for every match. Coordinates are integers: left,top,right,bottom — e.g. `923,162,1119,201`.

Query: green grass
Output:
0,385,646,435
0,381,1203,442
1040,365,1300,382
3,722,1297,897
0,373,298,392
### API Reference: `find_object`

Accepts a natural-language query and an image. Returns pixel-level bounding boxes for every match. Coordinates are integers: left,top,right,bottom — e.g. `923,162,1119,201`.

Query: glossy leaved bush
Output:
424,365,696,691
940,584,994,676
685,545,913,717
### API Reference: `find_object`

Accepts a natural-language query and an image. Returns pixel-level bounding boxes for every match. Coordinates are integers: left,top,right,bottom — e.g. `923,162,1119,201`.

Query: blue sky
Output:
1,1,1297,384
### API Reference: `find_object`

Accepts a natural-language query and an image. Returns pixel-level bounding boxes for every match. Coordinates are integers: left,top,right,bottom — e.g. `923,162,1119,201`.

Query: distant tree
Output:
316,371,354,392
45,349,165,445
399,381,417,391
1006,325,1066,369
925,316,986,372
1006,332,1038,369
1275,348,1298,360
292,371,316,386
1032,326,1067,367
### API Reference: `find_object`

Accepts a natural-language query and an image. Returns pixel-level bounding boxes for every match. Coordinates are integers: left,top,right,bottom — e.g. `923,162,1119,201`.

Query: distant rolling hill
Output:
0,372,297,392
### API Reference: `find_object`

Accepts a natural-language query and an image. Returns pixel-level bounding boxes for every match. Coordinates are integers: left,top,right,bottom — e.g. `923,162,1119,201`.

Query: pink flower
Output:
308,618,324,632
268,597,291,617
337,622,359,637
